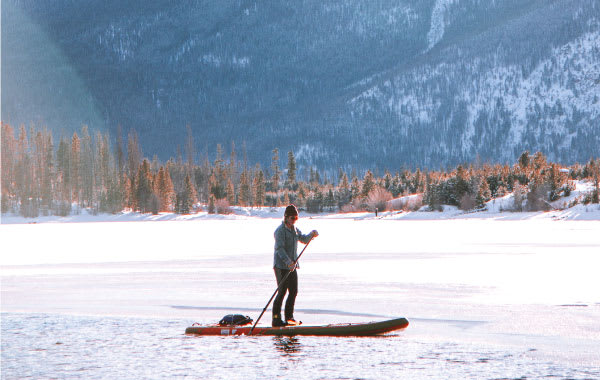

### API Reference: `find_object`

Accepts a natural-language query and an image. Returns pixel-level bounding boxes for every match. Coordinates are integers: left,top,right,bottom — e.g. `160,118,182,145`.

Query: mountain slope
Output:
2,0,598,171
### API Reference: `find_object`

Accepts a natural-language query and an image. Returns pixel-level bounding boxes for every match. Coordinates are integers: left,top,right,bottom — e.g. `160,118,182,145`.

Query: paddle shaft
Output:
249,237,313,335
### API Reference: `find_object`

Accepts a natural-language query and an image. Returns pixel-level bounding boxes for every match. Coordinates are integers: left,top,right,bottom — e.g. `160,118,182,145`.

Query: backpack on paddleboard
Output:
218,314,253,326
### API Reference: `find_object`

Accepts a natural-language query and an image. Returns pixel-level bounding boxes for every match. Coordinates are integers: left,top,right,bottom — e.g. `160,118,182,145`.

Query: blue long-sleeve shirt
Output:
273,222,312,269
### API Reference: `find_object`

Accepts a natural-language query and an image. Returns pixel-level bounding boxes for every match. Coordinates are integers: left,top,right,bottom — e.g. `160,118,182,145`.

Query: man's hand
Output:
288,262,297,270
310,230,319,238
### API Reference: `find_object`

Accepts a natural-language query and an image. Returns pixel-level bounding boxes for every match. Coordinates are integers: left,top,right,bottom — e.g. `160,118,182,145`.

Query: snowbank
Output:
2,182,599,224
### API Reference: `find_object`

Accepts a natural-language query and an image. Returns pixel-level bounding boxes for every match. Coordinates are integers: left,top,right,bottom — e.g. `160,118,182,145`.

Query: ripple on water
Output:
1,313,598,380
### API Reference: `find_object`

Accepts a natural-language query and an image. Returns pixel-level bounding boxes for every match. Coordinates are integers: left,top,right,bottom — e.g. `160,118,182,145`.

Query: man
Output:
272,204,319,327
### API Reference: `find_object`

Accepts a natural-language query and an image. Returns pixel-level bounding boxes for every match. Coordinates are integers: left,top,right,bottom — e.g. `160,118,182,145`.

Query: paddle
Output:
249,237,314,335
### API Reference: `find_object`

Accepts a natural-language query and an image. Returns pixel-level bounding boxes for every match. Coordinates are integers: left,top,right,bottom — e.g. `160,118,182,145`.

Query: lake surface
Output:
2,218,599,379
2,312,599,380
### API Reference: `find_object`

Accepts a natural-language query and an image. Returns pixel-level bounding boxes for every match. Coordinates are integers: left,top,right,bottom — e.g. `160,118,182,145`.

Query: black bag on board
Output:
218,314,253,326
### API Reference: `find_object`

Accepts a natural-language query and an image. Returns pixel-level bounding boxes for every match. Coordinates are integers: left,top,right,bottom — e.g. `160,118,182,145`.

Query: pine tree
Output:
176,174,196,214
96,132,111,192
476,177,491,209
70,132,81,206
253,165,266,207
207,194,216,214
1,124,16,213
228,142,238,189
383,171,392,193
56,136,71,206
208,172,222,200
79,126,95,208
211,144,226,199
127,130,141,181
115,124,125,178
518,151,531,170
271,148,281,204
285,151,297,190
392,172,402,196
454,165,470,204
361,170,375,197
336,171,351,208
155,166,175,212
325,187,335,211
350,174,361,201
37,130,54,212
135,159,154,213
14,125,37,217
239,168,252,206
425,180,442,212
226,179,235,205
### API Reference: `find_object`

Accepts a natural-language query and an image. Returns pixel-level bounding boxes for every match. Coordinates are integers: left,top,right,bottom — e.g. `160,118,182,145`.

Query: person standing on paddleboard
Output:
272,204,319,327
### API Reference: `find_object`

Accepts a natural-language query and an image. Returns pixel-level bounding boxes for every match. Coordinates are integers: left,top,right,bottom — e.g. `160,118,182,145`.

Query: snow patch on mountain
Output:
426,0,459,50
350,26,600,161
294,143,329,166
467,30,600,149
385,4,419,27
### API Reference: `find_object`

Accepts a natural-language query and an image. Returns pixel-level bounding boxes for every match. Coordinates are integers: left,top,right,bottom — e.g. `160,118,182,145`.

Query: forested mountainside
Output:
2,0,599,171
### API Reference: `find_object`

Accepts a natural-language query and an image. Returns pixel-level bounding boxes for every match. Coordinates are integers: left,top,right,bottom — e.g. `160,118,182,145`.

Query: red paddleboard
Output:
185,317,409,336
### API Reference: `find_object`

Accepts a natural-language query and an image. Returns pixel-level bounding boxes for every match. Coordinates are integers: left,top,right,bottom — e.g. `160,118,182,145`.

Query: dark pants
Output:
272,268,298,321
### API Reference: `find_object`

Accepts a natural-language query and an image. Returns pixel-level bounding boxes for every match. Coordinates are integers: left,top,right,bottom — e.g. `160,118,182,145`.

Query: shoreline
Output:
2,202,600,225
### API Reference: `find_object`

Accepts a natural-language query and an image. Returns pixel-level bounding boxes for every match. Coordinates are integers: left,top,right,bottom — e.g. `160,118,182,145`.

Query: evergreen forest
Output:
1,123,599,218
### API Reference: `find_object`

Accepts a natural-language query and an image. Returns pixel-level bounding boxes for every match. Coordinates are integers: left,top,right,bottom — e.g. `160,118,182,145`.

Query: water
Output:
2,312,599,380
2,219,600,379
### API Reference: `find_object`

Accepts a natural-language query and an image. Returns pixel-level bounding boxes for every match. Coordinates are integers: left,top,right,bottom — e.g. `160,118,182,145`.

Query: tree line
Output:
1,123,599,218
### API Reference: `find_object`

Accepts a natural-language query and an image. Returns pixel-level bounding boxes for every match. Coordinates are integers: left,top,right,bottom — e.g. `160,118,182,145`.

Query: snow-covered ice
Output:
2,182,600,376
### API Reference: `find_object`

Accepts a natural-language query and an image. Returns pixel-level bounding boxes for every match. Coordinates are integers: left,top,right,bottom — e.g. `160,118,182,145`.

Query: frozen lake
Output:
2,217,600,379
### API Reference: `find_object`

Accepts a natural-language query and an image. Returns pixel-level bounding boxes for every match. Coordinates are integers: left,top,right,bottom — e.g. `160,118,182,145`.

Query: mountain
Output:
2,0,599,172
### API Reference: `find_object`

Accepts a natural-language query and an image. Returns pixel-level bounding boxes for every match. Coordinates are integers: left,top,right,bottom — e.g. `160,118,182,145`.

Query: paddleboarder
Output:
272,204,319,327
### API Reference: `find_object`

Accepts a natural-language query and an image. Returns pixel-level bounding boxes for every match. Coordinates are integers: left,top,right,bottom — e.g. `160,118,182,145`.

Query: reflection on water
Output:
273,336,302,357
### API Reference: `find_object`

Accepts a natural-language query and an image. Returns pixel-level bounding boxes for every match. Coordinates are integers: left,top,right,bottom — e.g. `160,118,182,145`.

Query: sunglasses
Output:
287,215,298,221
